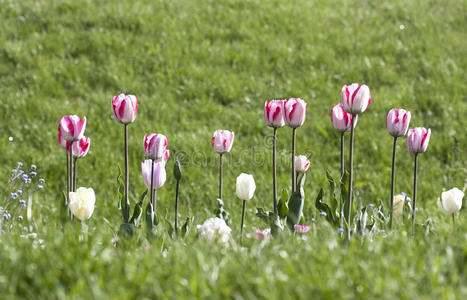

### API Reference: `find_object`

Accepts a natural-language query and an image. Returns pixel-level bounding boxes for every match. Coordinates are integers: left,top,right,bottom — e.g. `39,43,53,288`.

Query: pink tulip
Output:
387,109,411,137
70,136,90,158
294,225,310,233
251,228,271,240
330,103,358,132
341,83,371,114
264,100,285,128
143,134,168,160
407,127,431,154
57,127,69,149
111,93,138,124
141,160,166,190
284,98,307,128
59,115,86,141
294,155,310,173
211,130,234,154
162,149,170,165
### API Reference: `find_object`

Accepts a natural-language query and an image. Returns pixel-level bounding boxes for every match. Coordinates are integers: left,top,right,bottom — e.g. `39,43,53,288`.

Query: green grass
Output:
0,0,466,298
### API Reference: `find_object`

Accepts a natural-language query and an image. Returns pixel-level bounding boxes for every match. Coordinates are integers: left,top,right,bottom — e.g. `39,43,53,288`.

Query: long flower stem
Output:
69,141,74,220
66,151,70,197
273,128,278,215
412,154,418,237
347,114,356,241
340,132,345,179
150,159,155,218
124,124,129,223
175,179,180,237
240,200,247,244
218,154,223,200
389,136,398,230
291,128,296,192
73,157,77,192
153,190,157,215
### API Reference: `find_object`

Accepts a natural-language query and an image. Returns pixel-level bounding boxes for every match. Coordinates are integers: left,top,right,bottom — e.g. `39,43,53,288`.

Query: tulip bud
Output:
284,98,307,128
406,127,431,154
70,136,90,158
236,173,256,201
437,187,464,215
141,160,166,190
386,109,411,137
68,187,96,221
59,115,87,141
330,103,358,132
392,194,405,217
111,93,138,124
143,134,168,160
211,130,234,154
341,83,371,114
264,100,285,128
174,160,182,181
294,155,310,173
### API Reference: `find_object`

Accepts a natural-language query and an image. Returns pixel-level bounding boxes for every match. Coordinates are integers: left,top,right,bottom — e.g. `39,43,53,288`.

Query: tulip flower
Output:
295,155,310,173
197,217,231,244
59,115,87,142
212,130,234,203
438,188,464,224
111,93,138,124
340,83,371,240
68,187,95,221
143,133,168,161
284,98,307,193
331,103,358,179
68,136,91,192
406,127,431,235
386,108,411,229
236,173,256,242
112,93,138,223
264,100,285,215
142,159,167,215
173,160,182,236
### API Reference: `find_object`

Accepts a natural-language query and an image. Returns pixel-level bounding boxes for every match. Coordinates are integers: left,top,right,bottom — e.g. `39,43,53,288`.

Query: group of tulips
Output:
54,83,464,242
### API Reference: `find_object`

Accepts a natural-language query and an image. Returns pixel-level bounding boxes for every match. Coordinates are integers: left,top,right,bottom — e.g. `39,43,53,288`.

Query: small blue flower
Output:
339,228,344,233
311,218,316,223
0,206,3,211
17,162,23,167
19,200,26,207
17,189,23,195
320,211,327,217
27,178,32,184
369,203,374,208
37,185,44,190
3,213,11,220
405,198,411,203
381,230,386,233
39,178,45,184
0,229,4,234
18,216,23,221
10,192,18,199
401,192,407,197
12,169,18,173
30,171,37,177
30,165,37,171
23,227,28,232
22,174,28,181
18,170,24,175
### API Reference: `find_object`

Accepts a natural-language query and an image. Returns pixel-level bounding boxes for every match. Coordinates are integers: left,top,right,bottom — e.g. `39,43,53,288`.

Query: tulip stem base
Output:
240,200,247,244
412,154,418,237
291,128,296,192
218,154,223,200
273,128,278,216
150,159,155,216
73,157,77,192
389,136,397,230
175,179,180,237
347,114,356,240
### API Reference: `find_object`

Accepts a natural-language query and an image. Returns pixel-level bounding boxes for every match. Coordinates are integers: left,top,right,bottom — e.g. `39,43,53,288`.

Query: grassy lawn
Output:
0,0,466,298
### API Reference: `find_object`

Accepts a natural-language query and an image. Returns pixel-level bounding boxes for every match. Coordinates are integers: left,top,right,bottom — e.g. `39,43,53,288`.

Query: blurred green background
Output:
0,0,466,298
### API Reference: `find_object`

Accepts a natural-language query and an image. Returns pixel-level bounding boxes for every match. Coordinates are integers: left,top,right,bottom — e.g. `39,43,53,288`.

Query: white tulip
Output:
197,217,231,244
437,187,464,215
236,173,256,201
392,194,406,217
69,187,96,221
294,155,310,173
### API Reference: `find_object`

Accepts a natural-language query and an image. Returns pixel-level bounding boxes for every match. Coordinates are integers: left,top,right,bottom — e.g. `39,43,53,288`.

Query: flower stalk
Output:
389,136,397,229
124,124,129,223
411,153,418,236
291,128,296,192
347,114,356,240
273,128,278,215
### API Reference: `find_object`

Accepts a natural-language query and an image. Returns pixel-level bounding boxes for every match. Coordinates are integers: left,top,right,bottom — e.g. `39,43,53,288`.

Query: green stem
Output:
291,128,296,192
219,154,223,200
240,200,247,244
124,124,129,223
389,136,397,230
175,179,180,237
347,114,356,241
150,159,155,220
411,154,418,237
273,128,278,215
73,157,77,192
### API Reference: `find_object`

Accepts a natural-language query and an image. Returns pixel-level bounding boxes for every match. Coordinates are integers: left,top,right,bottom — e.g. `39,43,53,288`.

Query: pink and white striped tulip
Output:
386,109,411,137
111,93,138,124
330,103,358,132
284,98,307,128
294,155,310,173
407,127,431,154
212,130,234,154
57,127,69,149
141,160,166,190
264,100,285,128
71,136,91,158
143,134,168,160
59,115,87,141
161,149,170,165
341,83,371,114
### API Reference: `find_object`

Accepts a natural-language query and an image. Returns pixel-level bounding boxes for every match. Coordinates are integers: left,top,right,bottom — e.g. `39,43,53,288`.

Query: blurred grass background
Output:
0,0,466,298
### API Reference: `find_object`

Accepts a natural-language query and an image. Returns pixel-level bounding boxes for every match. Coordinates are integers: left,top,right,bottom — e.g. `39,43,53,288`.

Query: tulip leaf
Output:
286,173,306,229
278,189,289,219
326,170,339,214
180,216,193,238
116,166,129,222
145,200,156,233
214,198,230,224
356,207,368,235
341,171,352,226
130,189,148,227
315,188,338,225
